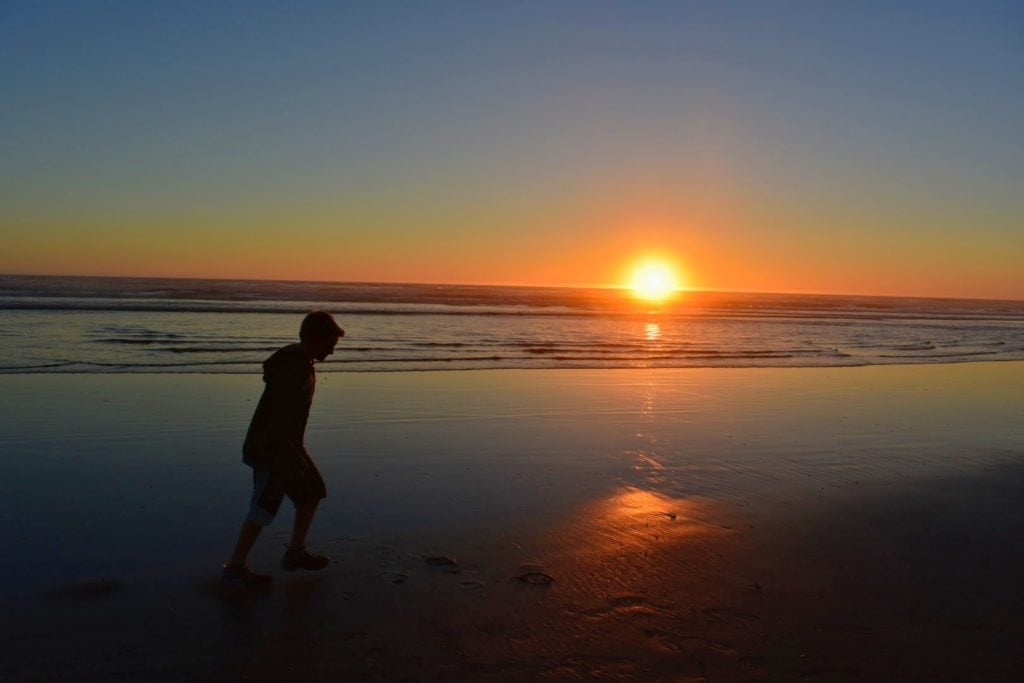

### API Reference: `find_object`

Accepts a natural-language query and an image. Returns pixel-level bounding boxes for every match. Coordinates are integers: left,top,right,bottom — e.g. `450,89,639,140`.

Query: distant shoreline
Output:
2,271,1023,304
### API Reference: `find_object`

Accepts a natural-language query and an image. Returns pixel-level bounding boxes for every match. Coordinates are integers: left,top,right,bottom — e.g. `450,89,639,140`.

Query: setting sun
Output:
629,261,681,302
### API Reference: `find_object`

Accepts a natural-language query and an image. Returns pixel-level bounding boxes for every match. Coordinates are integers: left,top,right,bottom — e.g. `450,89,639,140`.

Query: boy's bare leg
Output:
227,520,263,567
290,499,320,550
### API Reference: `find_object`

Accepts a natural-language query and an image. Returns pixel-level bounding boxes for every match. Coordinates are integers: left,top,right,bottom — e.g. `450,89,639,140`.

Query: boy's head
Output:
300,311,345,361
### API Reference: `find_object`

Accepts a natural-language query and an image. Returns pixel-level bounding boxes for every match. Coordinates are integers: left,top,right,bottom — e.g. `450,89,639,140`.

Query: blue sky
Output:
2,1,1022,297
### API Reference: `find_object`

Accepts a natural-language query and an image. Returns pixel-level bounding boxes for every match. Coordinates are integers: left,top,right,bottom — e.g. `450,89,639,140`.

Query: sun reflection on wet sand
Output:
564,487,729,559
477,486,760,678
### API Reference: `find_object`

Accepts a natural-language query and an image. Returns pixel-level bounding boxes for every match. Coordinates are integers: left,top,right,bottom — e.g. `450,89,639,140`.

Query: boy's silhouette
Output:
223,311,344,584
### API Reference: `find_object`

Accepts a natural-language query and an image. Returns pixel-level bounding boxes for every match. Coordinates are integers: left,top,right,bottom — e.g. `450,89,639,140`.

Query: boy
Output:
222,311,345,584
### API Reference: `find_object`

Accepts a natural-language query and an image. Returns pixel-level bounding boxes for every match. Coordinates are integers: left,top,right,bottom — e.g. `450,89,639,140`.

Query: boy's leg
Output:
281,499,329,571
223,519,271,585
280,455,329,571
224,468,283,573
227,520,263,568
289,499,319,550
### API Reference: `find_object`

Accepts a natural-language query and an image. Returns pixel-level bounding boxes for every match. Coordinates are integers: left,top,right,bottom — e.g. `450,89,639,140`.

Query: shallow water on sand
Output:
2,364,1024,680
1,363,1021,597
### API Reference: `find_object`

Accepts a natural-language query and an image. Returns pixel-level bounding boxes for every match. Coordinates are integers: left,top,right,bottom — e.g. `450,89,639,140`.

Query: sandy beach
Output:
2,362,1023,681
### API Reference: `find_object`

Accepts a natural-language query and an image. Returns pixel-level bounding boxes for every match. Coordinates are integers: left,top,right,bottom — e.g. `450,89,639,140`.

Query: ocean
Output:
1,274,1023,373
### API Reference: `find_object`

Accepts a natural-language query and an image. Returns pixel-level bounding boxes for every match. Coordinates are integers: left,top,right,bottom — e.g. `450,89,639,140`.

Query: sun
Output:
629,261,681,302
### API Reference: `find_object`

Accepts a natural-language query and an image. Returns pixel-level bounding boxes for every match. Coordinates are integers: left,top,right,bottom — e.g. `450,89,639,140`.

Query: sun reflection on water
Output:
645,323,662,342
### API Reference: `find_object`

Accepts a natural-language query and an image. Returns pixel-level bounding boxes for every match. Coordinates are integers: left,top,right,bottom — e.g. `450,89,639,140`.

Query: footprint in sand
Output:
425,555,462,573
378,570,408,584
514,563,554,585
516,572,554,585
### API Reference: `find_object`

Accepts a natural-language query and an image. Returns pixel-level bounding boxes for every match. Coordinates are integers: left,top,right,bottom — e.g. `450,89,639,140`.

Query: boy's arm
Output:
264,360,311,475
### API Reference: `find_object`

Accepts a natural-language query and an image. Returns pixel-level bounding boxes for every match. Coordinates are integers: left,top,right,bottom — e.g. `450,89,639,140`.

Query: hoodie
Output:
242,343,316,469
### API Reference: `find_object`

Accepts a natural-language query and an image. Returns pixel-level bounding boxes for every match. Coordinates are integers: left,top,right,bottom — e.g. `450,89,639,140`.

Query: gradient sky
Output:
2,1,1022,298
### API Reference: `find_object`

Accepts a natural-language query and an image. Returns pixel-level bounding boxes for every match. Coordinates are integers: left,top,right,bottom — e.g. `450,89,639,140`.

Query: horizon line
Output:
1,271,1022,305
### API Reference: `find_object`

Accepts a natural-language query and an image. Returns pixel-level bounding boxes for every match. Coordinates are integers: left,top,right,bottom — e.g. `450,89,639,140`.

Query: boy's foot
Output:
221,564,273,586
281,546,330,571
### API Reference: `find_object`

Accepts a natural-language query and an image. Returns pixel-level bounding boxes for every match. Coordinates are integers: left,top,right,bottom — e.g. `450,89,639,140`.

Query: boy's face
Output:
310,334,341,361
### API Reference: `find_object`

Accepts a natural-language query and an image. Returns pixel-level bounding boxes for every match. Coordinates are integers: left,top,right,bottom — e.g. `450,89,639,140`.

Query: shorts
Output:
246,453,327,527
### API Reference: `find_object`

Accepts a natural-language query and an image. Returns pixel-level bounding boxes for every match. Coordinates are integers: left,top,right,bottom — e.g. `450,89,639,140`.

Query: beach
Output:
2,362,1023,681
6,0,1023,679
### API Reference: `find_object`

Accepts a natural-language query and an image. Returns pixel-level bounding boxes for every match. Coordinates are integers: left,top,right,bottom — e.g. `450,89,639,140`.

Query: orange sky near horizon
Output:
4,184,1021,300
5,215,1021,301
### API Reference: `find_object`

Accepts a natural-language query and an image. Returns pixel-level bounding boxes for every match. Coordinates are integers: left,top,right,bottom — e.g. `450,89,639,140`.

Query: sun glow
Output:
629,261,681,302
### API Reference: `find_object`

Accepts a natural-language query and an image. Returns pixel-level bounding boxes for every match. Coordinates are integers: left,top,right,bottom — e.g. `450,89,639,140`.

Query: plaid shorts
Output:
246,452,327,527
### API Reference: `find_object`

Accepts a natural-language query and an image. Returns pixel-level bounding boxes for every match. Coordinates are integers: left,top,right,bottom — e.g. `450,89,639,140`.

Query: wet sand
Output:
2,363,1023,681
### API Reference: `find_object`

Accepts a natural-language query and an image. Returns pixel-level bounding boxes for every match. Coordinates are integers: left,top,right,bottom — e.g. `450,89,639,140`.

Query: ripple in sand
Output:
570,594,665,619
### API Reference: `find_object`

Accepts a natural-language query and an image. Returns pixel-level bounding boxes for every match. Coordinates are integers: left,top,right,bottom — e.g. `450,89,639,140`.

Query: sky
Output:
2,1,1022,299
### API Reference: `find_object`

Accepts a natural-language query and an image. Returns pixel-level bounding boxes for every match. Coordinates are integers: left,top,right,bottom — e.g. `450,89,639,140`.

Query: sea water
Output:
1,274,1023,373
